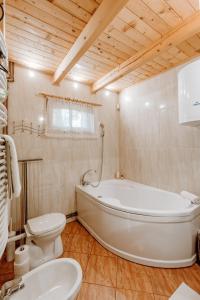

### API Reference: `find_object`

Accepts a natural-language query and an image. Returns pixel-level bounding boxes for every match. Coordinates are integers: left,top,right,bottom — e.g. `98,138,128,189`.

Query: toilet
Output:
24,213,66,269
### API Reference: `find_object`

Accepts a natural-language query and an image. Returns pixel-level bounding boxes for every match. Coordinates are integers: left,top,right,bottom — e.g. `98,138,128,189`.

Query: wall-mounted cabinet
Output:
178,59,200,126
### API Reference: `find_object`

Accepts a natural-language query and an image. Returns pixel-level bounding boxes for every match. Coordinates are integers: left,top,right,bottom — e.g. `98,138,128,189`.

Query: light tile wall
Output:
119,67,200,196
8,65,119,228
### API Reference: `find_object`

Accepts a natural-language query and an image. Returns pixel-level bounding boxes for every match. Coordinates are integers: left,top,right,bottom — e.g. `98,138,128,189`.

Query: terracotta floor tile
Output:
117,258,153,293
116,289,154,300
62,233,69,249
66,234,95,254
91,241,116,257
62,251,89,273
179,264,200,294
84,255,117,287
63,221,90,236
153,295,168,300
149,268,181,297
0,255,14,287
77,283,115,300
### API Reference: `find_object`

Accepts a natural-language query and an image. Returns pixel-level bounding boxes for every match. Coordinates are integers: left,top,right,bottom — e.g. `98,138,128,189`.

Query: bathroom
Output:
0,0,200,299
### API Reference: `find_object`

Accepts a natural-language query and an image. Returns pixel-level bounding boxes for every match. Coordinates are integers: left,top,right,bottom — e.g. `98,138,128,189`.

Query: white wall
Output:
8,65,119,228
119,66,200,196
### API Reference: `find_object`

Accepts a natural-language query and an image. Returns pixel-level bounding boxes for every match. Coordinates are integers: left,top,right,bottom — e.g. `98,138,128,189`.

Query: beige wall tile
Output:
8,65,119,229
119,66,200,196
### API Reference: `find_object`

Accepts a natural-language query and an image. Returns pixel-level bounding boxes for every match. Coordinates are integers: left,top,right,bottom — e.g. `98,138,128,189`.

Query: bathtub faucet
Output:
81,169,96,186
0,277,24,299
191,198,200,205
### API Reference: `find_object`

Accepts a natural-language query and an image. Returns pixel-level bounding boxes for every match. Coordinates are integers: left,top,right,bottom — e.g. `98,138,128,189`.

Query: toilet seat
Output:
27,213,66,236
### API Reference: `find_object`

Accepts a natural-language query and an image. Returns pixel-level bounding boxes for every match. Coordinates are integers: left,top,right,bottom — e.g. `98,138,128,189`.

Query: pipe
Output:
8,233,26,243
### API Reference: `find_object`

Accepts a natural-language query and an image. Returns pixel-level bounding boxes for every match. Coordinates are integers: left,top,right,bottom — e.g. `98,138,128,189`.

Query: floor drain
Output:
97,195,102,198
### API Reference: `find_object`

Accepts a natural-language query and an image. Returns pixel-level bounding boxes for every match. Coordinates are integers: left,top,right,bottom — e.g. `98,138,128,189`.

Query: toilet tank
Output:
178,59,200,126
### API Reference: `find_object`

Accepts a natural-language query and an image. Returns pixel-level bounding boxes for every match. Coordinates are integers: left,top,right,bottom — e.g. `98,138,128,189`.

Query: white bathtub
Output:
76,179,200,268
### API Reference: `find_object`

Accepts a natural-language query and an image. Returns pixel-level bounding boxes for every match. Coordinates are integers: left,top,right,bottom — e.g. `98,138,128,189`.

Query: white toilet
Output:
24,213,66,269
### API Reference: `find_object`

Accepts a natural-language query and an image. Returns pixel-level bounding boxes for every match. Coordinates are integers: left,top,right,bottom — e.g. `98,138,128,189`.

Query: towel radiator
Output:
0,23,9,258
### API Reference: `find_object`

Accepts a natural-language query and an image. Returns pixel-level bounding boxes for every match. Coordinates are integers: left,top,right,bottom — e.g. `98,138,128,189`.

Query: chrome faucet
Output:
191,198,200,205
0,277,24,299
81,169,96,186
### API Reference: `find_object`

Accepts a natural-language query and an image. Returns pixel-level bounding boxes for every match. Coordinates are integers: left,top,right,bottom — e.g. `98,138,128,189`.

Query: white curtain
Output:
46,98,97,138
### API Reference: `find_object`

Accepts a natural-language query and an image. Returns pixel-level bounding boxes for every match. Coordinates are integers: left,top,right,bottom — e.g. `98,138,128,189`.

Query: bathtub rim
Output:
76,186,199,223
76,180,200,219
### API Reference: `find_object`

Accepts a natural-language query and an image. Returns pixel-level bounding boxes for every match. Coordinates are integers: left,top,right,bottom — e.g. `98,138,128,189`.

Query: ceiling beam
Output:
53,0,129,84
92,11,200,92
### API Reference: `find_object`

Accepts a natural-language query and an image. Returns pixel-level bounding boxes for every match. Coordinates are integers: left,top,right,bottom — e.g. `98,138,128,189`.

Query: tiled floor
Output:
1,220,200,300
62,221,200,300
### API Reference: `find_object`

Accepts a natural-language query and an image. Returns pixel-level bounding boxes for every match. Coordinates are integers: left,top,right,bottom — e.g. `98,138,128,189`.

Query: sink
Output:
10,258,82,300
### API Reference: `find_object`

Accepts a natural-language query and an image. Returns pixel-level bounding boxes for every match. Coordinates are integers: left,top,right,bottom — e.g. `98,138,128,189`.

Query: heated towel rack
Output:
0,136,8,258
0,27,9,258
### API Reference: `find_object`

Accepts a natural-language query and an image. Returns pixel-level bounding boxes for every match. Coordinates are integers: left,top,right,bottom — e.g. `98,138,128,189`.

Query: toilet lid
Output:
27,213,66,235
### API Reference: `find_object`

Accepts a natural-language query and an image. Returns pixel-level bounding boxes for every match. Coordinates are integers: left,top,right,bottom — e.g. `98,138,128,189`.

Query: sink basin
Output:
10,258,82,300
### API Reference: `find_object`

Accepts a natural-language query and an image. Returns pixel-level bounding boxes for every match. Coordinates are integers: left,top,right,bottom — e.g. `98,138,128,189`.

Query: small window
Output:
46,99,96,138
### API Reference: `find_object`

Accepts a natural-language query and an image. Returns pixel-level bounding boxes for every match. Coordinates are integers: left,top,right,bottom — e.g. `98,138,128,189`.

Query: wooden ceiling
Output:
5,0,200,92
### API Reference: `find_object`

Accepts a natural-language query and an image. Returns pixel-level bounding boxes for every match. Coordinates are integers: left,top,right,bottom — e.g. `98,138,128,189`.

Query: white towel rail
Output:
0,29,8,258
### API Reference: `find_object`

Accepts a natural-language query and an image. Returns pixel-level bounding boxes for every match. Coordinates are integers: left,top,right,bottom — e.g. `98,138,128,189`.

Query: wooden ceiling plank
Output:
118,7,161,41
153,56,171,68
79,56,111,72
92,11,200,92
89,46,125,64
7,39,62,63
142,0,182,27
51,0,92,23
186,34,200,50
141,64,158,75
159,50,173,60
24,0,86,30
70,0,99,14
69,71,100,81
53,0,129,84
146,60,165,71
9,57,56,74
85,51,119,68
103,27,142,51
6,31,66,58
187,0,199,10
7,0,80,38
6,23,69,54
126,0,170,34
110,17,153,47
6,15,74,50
175,50,188,61
8,48,59,67
71,64,105,77
94,39,130,60
166,0,196,19
6,5,77,44
177,40,197,56
98,33,137,56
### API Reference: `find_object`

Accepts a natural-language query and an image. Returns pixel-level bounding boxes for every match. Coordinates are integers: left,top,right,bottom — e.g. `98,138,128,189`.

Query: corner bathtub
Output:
76,179,200,268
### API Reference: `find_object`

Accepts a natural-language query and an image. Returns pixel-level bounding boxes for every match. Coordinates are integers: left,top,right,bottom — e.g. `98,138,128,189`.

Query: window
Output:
46,99,96,137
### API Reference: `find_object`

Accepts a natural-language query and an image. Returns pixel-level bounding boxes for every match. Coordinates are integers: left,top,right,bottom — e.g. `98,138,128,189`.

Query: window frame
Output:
45,99,98,139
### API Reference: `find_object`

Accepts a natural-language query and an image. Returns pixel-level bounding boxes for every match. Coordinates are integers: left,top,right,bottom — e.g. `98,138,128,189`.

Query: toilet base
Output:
24,225,64,270
27,236,63,270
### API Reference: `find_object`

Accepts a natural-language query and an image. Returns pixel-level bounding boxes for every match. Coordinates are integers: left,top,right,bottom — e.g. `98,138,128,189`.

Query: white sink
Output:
10,258,82,300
